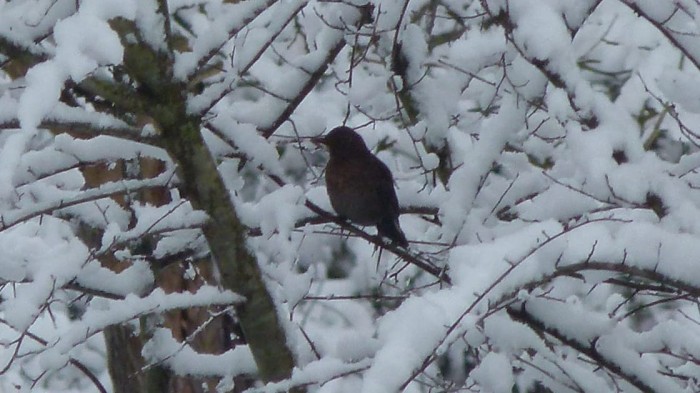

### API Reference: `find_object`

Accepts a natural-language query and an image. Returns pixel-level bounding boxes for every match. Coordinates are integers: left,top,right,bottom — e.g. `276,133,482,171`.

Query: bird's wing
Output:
368,155,401,215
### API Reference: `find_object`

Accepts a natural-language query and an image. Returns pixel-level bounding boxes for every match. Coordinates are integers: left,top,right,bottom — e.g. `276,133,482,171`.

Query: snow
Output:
75,258,154,297
0,130,32,201
39,287,241,361
207,118,283,175
251,358,373,393
470,352,514,393
143,328,257,377
6,0,700,392
511,1,572,62
135,1,168,52
53,134,168,163
526,297,613,343
238,184,306,239
174,0,282,79
0,217,90,330
100,201,208,253
53,16,124,81
78,0,137,21
1,167,176,231
361,296,449,393
17,2,129,132
18,62,63,130
442,95,527,239
483,314,545,353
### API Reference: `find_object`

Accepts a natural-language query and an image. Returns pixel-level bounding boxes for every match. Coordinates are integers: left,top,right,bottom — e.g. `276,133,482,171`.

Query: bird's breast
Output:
325,158,388,225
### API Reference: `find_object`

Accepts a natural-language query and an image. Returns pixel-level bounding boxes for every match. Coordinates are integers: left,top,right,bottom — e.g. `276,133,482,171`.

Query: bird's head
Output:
313,126,370,158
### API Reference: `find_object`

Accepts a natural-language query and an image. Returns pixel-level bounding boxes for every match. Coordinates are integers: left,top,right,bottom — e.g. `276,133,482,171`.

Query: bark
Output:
108,17,299,388
78,161,151,393
160,116,298,385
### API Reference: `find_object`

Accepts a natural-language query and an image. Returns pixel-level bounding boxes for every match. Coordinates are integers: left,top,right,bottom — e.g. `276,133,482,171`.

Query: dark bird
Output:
315,126,408,247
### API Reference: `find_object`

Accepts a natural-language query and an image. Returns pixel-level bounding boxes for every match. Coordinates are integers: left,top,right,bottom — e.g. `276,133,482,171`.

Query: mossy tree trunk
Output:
107,16,300,389
1,8,301,393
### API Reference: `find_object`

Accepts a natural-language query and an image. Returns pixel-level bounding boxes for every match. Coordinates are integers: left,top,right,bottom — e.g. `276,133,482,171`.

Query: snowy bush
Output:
2,0,700,392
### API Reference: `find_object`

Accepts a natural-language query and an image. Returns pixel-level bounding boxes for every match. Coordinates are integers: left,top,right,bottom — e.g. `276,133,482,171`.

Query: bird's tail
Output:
377,216,408,248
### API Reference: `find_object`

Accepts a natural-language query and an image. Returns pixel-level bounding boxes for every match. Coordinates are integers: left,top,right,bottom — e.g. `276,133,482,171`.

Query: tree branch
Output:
507,304,659,393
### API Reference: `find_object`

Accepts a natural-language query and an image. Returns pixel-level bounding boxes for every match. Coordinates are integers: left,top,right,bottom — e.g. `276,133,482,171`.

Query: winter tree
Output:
2,0,700,392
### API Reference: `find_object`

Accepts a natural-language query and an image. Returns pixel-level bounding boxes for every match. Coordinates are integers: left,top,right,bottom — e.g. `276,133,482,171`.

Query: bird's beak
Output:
311,135,327,146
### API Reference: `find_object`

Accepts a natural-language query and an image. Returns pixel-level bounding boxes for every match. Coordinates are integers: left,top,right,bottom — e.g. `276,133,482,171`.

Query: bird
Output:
314,126,408,247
